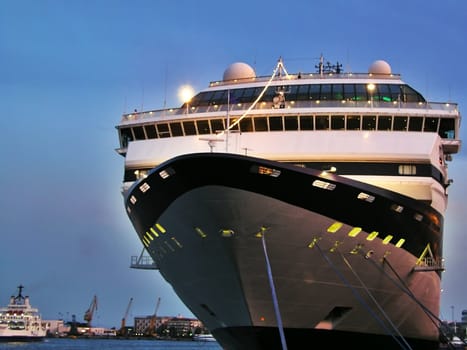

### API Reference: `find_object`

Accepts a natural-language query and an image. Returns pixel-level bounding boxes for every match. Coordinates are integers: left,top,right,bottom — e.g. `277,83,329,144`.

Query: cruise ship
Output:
0,285,47,341
115,56,461,350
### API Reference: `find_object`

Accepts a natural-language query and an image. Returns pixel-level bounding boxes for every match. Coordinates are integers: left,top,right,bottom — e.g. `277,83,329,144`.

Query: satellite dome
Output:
223,62,256,81
368,60,392,75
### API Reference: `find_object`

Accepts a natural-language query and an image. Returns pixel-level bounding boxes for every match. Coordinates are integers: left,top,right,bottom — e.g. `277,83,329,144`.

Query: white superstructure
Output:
0,285,47,341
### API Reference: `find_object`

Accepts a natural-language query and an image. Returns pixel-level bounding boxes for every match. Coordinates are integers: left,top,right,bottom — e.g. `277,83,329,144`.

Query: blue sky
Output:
0,0,466,328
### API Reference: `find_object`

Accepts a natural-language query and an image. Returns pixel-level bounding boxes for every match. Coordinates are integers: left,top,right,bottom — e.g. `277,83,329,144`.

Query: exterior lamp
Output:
178,85,195,114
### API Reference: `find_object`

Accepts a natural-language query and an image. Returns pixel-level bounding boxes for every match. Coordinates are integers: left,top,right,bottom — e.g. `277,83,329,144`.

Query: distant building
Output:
133,315,206,338
134,315,172,336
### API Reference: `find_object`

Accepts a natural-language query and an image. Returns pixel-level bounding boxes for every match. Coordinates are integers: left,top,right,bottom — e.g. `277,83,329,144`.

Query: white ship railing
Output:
121,101,458,123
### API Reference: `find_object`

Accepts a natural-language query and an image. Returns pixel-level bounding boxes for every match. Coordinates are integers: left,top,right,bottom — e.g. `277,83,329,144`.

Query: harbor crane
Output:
84,295,98,327
118,297,133,336
145,297,161,337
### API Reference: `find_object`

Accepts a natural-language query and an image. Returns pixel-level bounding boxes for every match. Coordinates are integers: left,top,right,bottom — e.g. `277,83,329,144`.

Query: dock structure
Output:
130,249,158,270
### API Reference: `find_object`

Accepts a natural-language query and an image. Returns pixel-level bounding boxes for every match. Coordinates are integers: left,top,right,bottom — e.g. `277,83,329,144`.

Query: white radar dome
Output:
368,60,392,75
223,62,256,81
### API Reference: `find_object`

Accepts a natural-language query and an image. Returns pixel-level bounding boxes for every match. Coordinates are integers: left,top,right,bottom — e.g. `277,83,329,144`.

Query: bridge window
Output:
408,117,423,131
269,116,283,131
240,117,253,132
284,116,298,130
300,115,314,130
377,116,392,130
439,118,455,139
196,120,211,134
347,115,361,130
133,126,146,140
170,122,183,137
362,116,376,130
157,123,170,138
254,117,268,131
424,117,439,132
393,116,408,131
183,121,197,135
145,124,157,138
331,115,345,130
316,116,329,130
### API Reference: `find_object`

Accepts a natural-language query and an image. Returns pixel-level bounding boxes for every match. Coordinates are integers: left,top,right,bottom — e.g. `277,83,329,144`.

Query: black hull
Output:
213,326,439,350
0,336,45,342
125,153,444,350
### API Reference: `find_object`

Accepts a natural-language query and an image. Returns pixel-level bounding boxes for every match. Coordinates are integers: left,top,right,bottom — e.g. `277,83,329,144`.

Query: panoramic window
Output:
284,116,298,130
156,123,170,138
240,117,253,132
408,117,423,131
254,117,268,131
170,122,183,137
316,116,329,130
144,124,157,138
393,116,408,131
331,115,345,130
133,126,146,140
378,116,392,130
196,120,211,134
300,115,314,130
424,117,439,132
347,115,361,130
269,116,283,131
362,116,376,130
439,118,455,139
182,121,197,135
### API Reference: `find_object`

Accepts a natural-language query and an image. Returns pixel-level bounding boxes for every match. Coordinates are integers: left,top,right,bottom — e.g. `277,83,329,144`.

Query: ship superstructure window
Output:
331,115,345,130
439,118,455,139
269,116,283,131
424,117,439,132
211,119,225,133
240,117,253,132
157,123,170,138
316,116,329,130
399,165,417,175
347,115,361,130
408,117,423,131
120,128,133,147
145,124,157,138
170,122,183,137
183,121,197,135
362,116,376,130
196,120,211,134
377,116,392,130
254,117,268,131
191,83,425,107
300,115,314,130
118,114,457,146
284,116,298,130
393,116,408,131
133,126,145,140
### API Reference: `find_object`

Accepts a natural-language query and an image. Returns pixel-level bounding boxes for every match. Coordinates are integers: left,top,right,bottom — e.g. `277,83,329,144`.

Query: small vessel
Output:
0,285,47,341
116,56,461,349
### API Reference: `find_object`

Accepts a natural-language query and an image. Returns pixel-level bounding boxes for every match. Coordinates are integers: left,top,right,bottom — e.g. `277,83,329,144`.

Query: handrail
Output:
121,100,458,123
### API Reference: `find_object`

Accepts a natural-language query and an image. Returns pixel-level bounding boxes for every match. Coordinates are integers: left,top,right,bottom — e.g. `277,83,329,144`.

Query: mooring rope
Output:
261,231,288,350
339,252,413,350
315,243,411,349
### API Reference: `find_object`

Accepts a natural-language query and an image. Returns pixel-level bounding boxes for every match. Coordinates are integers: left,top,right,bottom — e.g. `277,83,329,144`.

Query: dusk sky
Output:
1,0,466,328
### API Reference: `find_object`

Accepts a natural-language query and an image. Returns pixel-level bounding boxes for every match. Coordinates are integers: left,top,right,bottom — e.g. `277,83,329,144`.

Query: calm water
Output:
0,338,222,350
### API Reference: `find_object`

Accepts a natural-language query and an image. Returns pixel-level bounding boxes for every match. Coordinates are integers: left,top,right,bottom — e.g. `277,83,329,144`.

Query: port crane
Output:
145,297,161,337
84,295,98,327
118,297,133,336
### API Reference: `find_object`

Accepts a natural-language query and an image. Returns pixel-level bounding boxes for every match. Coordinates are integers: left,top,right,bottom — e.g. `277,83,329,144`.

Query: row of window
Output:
124,162,443,187
119,115,456,146
188,83,425,107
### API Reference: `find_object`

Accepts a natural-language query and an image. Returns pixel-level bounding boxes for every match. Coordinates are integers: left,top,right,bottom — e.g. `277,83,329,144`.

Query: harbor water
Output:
0,338,222,350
